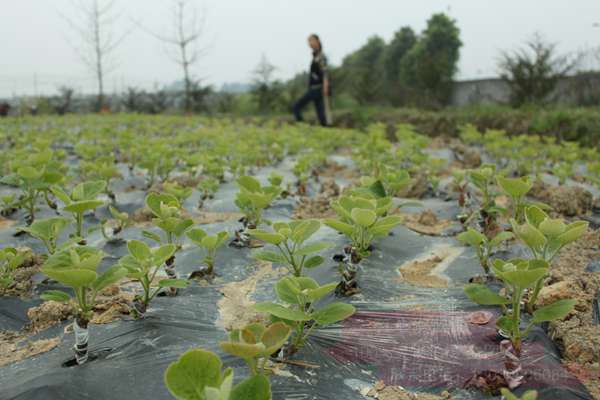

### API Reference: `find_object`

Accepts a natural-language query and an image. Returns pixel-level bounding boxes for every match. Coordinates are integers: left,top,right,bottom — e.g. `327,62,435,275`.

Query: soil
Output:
131,207,154,224
397,173,429,199
26,300,72,333
0,217,16,229
317,161,359,180
3,247,45,298
293,179,340,220
397,244,463,288
216,261,285,331
398,209,457,236
530,180,594,217
450,141,481,169
0,331,59,367
91,284,135,324
193,211,244,225
361,380,451,400
539,230,600,399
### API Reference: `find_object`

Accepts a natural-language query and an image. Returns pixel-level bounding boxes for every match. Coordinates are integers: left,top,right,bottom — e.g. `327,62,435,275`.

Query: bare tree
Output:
62,0,129,111
139,0,208,111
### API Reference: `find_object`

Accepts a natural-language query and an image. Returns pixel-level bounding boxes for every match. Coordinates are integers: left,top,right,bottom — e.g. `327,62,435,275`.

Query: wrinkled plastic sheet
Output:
0,157,594,400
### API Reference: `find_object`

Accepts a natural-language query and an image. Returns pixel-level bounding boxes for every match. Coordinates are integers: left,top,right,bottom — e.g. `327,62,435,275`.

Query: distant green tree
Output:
499,33,577,107
399,13,462,107
340,36,387,105
383,27,417,105
251,54,284,113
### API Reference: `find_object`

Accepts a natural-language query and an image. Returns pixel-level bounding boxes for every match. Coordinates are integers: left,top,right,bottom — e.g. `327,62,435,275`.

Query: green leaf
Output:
464,284,510,305
489,231,514,248
253,302,310,321
230,375,271,400
313,302,356,325
92,265,127,292
290,219,320,244
538,218,566,237
153,244,177,265
306,282,337,302
64,200,104,214
142,230,162,243
158,279,189,288
531,299,577,323
303,255,324,269
260,322,291,354
501,267,547,289
497,176,532,198
514,222,546,250
296,241,333,256
40,290,71,302
525,206,548,228
42,268,97,288
556,221,588,245
71,181,106,201
248,230,284,245
253,250,286,264
237,175,261,192
164,349,225,400
128,240,152,261
457,228,486,247
324,219,354,236
350,208,377,227
186,228,207,244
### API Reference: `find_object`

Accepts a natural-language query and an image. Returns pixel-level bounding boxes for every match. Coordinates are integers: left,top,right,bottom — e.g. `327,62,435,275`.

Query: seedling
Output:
100,205,132,243
0,194,18,217
333,245,362,296
186,228,229,277
40,246,127,364
163,181,193,204
249,219,332,277
164,348,271,400
233,176,280,246
52,181,106,240
466,164,504,235
324,194,402,257
119,240,188,316
457,228,514,277
0,247,26,295
254,276,356,355
79,158,121,202
219,322,291,375
18,216,71,254
197,177,220,208
465,259,576,388
511,206,588,312
496,176,533,223
0,151,65,224
500,388,537,400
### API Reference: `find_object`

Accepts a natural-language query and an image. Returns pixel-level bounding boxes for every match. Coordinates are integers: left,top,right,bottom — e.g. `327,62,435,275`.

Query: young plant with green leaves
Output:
324,194,402,257
0,247,26,295
219,322,291,376
197,177,220,208
163,181,193,205
249,219,332,277
465,258,576,388
164,348,272,400
119,240,188,316
457,228,514,277
52,181,106,239
186,228,229,277
511,205,588,312
466,164,503,233
254,276,356,355
79,158,122,202
234,176,280,229
496,176,533,223
18,216,71,254
142,193,194,247
0,194,18,217
100,205,132,243
40,246,127,364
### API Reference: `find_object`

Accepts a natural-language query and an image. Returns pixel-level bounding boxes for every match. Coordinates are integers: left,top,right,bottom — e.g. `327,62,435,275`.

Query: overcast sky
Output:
1,0,599,97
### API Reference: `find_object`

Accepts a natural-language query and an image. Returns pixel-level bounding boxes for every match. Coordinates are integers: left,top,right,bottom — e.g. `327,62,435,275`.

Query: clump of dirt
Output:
0,217,16,229
27,300,72,333
131,207,154,224
530,181,593,216
3,247,45,298
539,230,600,398
216,261,285,331
0,331,59,367
91,285,135,324
362,380,451,400
398,210,456,236
169,175,202,188
450,142,481,169
396,173,429,199
317,161,359,180
397,245,463,288
293,179,340,219
194,211,244,225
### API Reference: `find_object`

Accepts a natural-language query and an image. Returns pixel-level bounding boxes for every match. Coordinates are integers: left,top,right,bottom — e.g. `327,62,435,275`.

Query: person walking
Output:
292,34,331,126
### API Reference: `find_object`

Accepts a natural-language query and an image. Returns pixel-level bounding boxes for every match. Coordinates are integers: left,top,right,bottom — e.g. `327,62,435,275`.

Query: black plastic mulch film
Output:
0,159,594,400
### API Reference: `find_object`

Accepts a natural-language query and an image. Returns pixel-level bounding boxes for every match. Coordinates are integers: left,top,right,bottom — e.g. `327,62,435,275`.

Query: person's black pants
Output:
292,87,327,126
